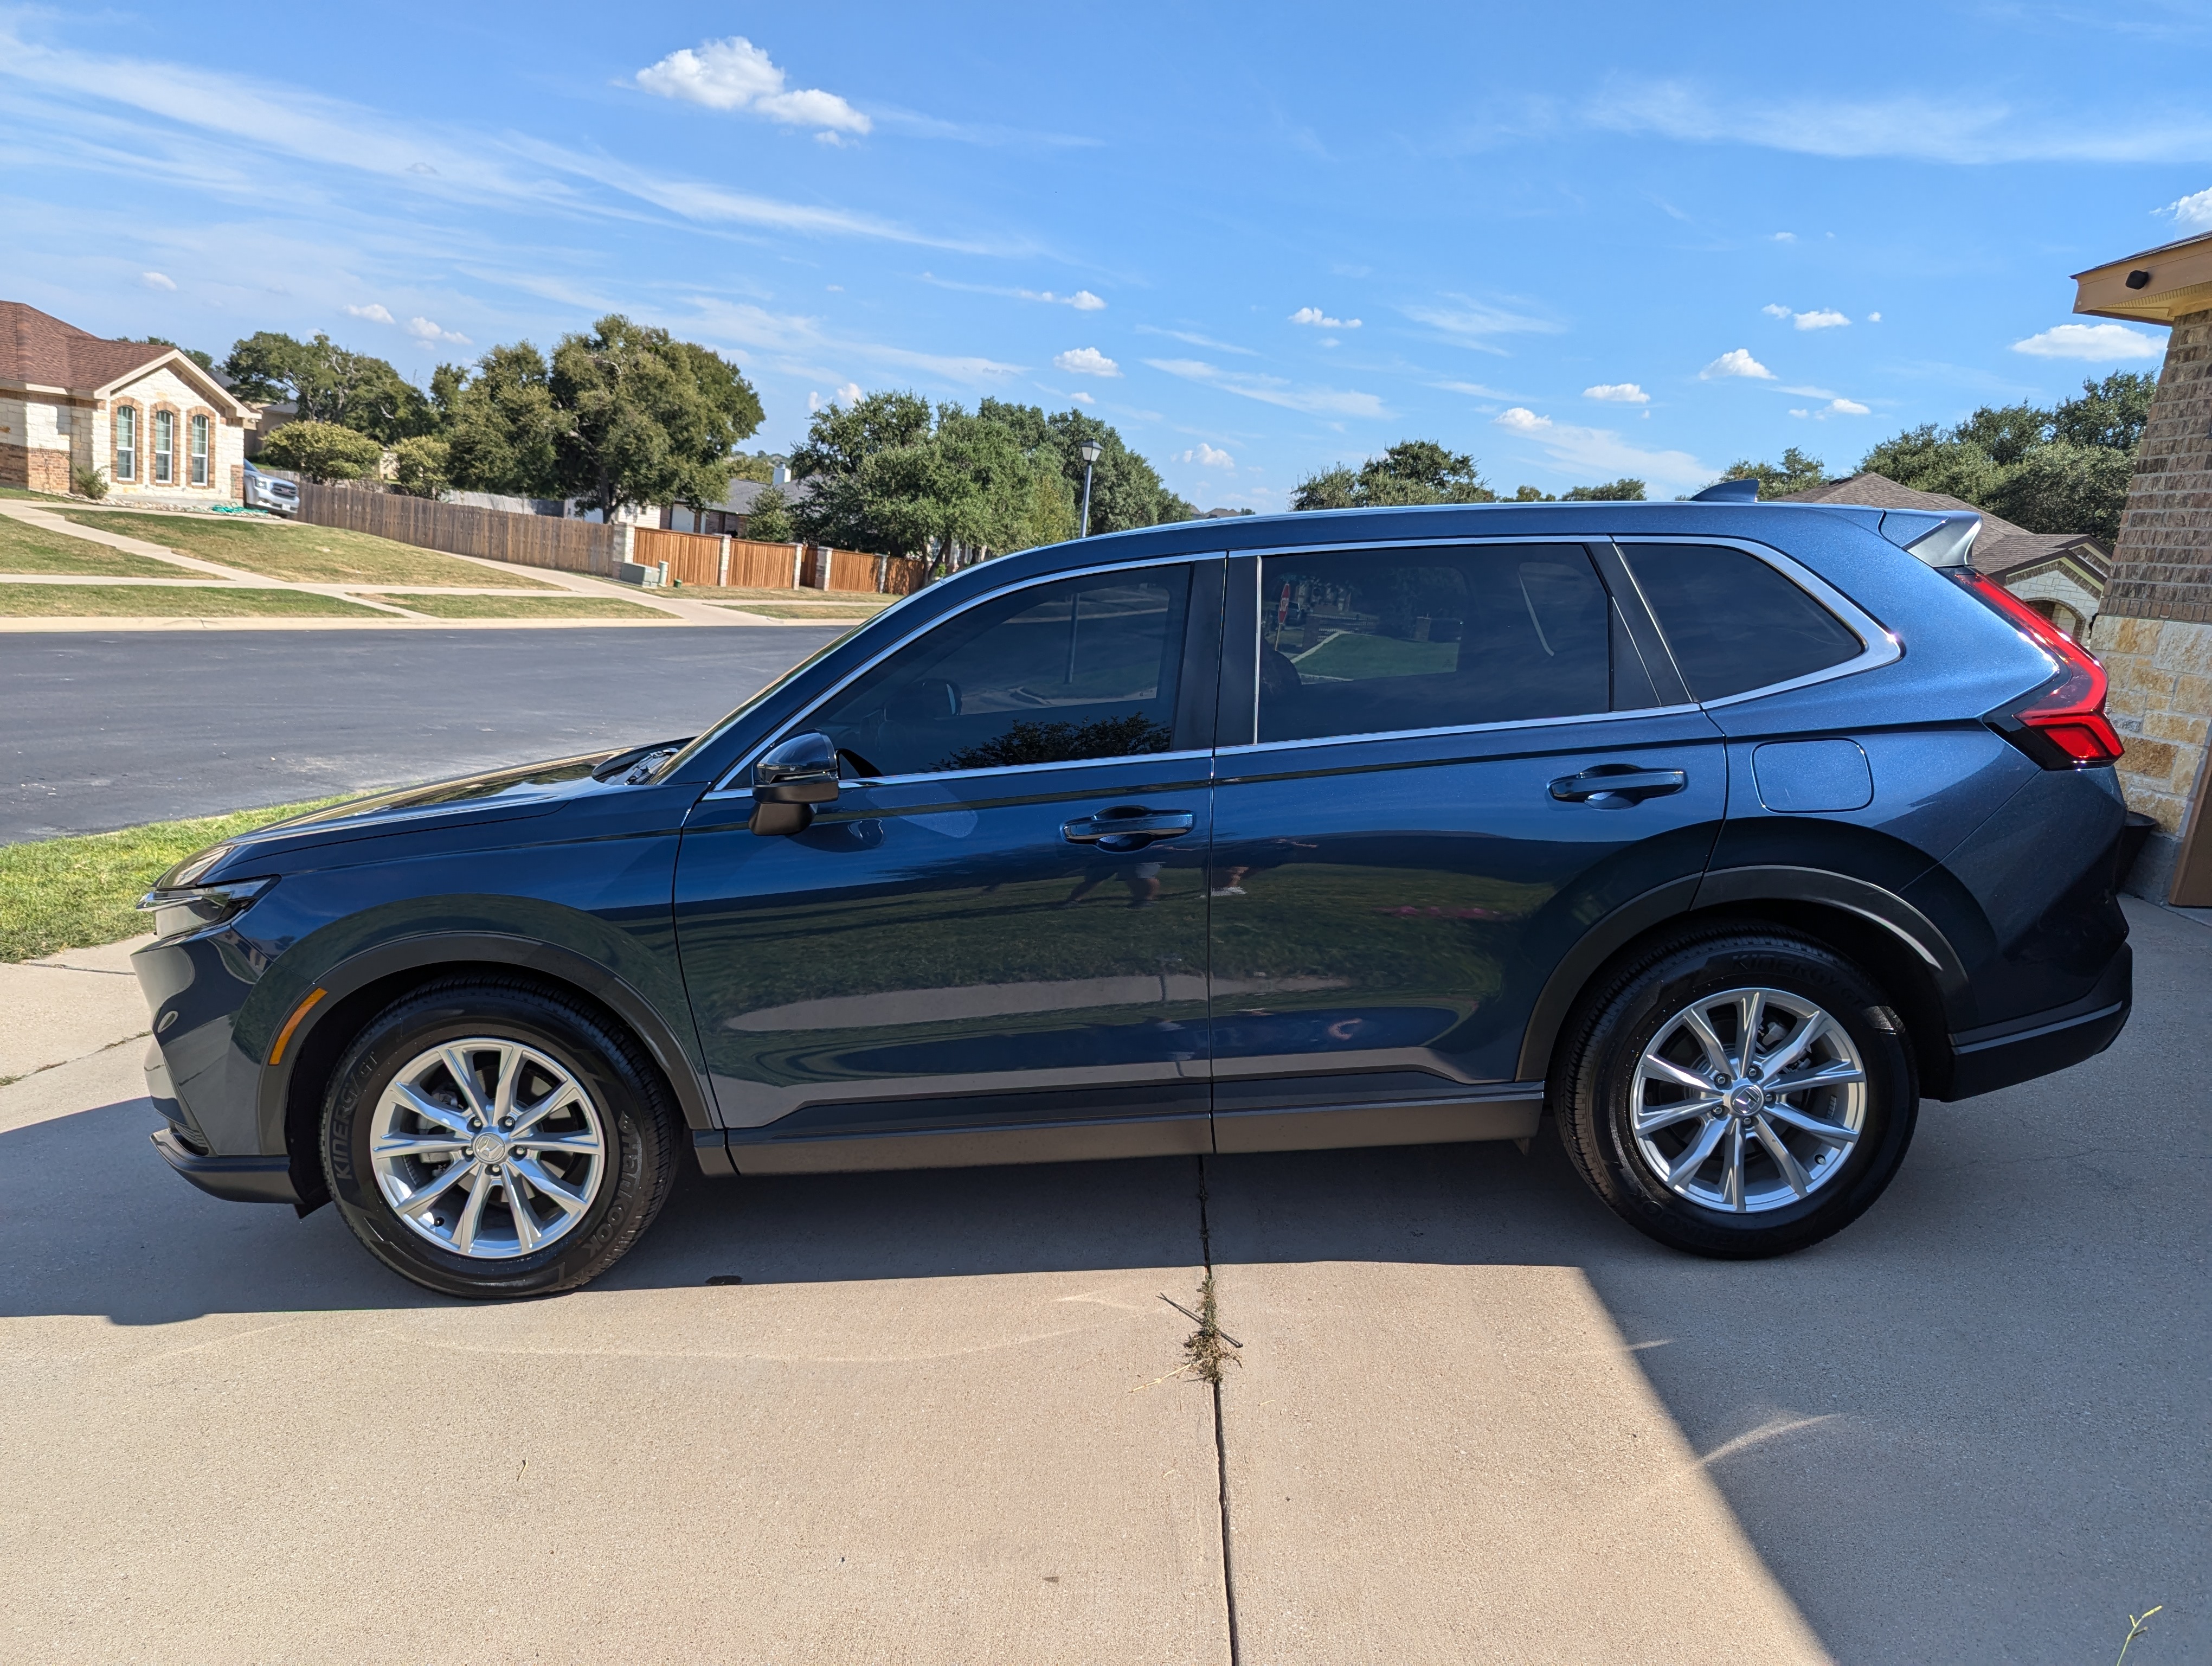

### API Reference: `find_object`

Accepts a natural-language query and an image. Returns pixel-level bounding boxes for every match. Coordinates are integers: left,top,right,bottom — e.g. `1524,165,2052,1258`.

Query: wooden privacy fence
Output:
299,483,628,575
633,527,925,594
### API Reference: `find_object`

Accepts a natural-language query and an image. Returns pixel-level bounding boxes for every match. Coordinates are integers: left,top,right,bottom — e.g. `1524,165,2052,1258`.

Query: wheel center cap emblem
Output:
470,1131,509,1164
1727,1082,1766,1116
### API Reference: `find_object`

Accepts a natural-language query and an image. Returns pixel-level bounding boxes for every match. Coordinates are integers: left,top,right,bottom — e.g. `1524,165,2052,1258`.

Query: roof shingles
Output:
1,300,177,392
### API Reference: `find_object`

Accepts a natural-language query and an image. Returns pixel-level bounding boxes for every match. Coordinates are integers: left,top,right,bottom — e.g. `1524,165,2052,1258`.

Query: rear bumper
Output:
151,1126,302,1206
1939,944,2132,1100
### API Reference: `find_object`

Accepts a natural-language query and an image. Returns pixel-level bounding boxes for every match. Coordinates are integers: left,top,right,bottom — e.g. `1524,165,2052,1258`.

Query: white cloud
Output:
1401,295,1561,352
806,381,866,413
1589,78,2212,165
2166,186,2212,230
1794,309,1850,330
634,37,870,137
1179,443,1234,470
836,380,863,405
1701,348,1774,380
1019,287,1105,310
1070,391,1095,406
1771,232,1797,242
1489,411,1713,492
1435,380,1518,400
1762,303,1791,318
1868,311,1883,323
405,315,470,344
1053,347,1120,377
1144,358,1386,418
1791,397,1872,420
1290,306,1361,329
346,302,394,323
2011,323,2164,361
1583,382,1649,404
140,270,176,290
1134,324,1257,356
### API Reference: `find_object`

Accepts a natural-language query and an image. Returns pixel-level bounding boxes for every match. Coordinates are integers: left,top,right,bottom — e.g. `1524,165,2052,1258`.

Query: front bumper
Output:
1940,943,2132,1100
151,1126,301,1206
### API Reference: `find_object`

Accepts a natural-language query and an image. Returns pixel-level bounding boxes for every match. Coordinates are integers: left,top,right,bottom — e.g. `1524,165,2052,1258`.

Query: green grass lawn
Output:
0,513,185,576
0,797,349,962
52,509,558,589
1290,630,1461,681
712,600,886,619
0,584,391,617
0,486,75,501
362,591,670,618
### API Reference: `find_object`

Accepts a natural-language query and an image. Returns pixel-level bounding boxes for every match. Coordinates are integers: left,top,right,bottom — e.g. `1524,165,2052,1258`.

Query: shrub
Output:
391,435,451,498
256,420,383,483
72,465,110,501
744,485,793,542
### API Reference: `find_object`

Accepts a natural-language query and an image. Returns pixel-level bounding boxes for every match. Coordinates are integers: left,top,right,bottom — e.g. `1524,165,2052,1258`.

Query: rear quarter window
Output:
1622,543,1862,701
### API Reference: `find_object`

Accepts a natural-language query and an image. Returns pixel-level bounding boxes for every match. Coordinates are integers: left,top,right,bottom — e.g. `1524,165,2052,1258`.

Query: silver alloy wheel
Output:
368,1037,607,1259
1629,985,1867,1214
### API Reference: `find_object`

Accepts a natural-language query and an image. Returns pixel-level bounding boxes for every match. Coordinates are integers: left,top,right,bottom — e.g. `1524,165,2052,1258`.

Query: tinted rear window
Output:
1257,543,1612,743
1622,543,1861,701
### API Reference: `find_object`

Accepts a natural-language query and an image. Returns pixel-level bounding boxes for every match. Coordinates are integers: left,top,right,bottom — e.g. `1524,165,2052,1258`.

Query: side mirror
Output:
749,732,839,836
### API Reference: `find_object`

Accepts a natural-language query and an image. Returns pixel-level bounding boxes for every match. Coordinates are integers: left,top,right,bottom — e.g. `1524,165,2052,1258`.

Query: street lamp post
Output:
1077,439,1102,537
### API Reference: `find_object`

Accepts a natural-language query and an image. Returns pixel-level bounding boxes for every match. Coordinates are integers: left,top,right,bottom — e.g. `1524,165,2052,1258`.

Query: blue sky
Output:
3,1,2207,505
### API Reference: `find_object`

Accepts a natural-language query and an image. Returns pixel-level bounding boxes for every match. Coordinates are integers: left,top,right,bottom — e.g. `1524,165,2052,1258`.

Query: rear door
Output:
674,557,1224,1170
1207,539,1727,1151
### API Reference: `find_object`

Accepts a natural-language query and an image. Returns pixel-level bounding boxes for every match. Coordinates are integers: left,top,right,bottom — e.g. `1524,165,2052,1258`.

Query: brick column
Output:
2089,306,2212,901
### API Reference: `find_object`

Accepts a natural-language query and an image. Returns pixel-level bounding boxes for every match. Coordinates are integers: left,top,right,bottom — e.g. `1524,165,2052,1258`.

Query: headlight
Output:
137,877,274,939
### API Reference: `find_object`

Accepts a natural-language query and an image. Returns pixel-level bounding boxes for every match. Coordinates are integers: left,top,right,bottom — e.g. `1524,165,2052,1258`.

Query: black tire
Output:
1553,924,1918,1258
321,977,680,1299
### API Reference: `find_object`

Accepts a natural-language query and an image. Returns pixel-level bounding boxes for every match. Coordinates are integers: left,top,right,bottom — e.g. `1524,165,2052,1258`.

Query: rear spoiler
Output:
1879,509,1980,569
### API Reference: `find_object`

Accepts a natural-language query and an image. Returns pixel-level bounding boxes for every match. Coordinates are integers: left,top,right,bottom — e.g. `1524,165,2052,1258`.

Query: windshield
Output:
647,587,935,780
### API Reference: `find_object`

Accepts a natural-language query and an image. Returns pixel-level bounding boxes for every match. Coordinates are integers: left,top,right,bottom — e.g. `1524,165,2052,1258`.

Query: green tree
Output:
1708,447,1827,499
548,316,764,516
135,336,216,373
976,399,1189,533
2051,371,2156,452
729,451,787,484
744,486,793,542
391,435,450,498
257,420,383,482
1562,477,1648,501
1291,440,1495,510
442,344,563,498
220,332,433,443
1984,443,2136,544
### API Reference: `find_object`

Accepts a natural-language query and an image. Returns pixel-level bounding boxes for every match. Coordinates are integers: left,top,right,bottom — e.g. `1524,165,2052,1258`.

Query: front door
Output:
675,559,1222,1170
1208,540,1727,1151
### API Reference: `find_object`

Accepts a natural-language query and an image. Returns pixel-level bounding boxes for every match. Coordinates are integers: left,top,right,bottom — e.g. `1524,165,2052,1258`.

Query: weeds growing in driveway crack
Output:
2115,1605,2162,1665
1173,1273,1242,1386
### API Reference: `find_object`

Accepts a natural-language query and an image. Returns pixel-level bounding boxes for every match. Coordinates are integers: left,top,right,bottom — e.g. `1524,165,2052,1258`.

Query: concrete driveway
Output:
2,900,2204,1664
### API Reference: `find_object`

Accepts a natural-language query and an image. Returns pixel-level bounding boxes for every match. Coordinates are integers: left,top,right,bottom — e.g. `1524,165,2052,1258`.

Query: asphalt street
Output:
1,626,843,840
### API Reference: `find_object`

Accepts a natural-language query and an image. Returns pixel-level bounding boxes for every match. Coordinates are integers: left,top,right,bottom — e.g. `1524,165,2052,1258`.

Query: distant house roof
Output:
717,475,817,514
1781,469,2108,595
1780,470,2035,541
0,299,251,416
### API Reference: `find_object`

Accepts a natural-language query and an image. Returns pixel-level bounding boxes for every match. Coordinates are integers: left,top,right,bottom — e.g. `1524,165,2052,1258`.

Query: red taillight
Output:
1950,571,2124,767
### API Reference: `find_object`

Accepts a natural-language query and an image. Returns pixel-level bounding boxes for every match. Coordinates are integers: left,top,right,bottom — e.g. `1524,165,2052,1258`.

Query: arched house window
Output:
189,412,210,487
152,408,176,485
113,402,139,482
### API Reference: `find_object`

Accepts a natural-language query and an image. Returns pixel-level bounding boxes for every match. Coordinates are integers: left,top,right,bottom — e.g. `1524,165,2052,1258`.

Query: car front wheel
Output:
1554,926,1918,1258
320,978,679,1298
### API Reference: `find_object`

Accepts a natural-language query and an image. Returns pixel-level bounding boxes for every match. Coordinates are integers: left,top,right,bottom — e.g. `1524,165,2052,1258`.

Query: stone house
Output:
2071,230,2212,904
1782,471,2111,639
0,300,255,502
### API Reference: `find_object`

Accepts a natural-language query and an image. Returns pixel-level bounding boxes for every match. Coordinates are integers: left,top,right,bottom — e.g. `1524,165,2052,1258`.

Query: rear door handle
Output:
1062,808,1197,850
1549,767,1688,805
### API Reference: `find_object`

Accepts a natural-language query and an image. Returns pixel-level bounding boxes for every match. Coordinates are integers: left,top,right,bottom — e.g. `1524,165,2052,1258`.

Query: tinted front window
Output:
810,567,1191,778
1257,544,1611,744
1624,543,1861,701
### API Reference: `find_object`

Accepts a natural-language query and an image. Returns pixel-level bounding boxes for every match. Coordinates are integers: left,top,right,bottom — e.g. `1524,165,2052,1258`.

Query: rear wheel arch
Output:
267,938,713,1213
1522,874,1965,1099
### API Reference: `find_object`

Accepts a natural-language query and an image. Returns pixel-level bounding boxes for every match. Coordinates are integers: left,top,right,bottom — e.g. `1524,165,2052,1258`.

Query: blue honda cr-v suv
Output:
133,493,2133,1297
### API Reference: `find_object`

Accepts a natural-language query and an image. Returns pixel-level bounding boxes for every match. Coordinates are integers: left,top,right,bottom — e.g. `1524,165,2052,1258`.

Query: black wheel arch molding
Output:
256,931,718,1214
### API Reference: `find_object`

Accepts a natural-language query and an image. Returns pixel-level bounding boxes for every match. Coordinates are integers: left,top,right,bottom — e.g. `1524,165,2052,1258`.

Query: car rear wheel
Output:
321,978,679,1298
1554,926,1918,1258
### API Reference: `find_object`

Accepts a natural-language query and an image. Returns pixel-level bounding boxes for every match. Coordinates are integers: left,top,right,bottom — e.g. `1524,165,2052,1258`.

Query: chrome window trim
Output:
1607,535,1900,707
713,551,1224,792
703,745,1215,802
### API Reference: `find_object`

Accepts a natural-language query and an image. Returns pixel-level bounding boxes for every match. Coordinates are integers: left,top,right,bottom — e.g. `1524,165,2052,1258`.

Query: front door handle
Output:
1062,808,1197,851
1549,767,1688,805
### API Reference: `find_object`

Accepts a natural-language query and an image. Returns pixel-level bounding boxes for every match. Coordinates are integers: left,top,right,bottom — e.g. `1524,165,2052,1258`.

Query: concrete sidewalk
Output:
1,902,2203,1663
